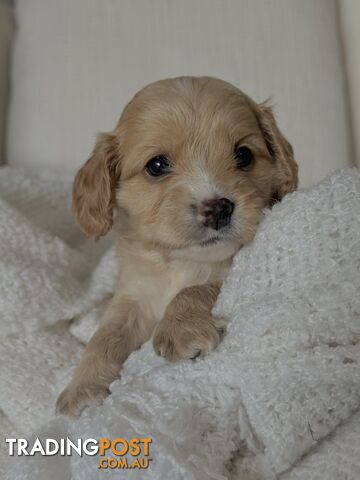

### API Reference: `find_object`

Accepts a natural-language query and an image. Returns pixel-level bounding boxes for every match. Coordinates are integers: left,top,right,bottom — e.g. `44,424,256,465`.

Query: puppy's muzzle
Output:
199,197,234,230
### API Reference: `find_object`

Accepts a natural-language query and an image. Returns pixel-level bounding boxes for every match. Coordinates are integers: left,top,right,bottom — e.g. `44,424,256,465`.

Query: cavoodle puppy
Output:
57,76,298,417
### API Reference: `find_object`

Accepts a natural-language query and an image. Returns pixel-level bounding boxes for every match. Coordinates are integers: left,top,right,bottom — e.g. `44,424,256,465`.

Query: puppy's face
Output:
73,77,298,261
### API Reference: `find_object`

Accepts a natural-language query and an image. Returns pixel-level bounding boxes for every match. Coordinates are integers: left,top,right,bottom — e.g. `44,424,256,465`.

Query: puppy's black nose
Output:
200,197,234,230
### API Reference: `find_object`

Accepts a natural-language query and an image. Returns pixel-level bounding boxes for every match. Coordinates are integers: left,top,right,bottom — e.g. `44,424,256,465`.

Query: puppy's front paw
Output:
153,313,226,362
56,382,110,418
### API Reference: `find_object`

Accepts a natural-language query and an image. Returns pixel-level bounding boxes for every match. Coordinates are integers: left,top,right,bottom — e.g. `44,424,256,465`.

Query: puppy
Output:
57,76,298,417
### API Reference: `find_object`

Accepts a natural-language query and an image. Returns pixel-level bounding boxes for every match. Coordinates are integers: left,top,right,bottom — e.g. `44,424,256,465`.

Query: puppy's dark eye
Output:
234,146,253,169
145,155,170,177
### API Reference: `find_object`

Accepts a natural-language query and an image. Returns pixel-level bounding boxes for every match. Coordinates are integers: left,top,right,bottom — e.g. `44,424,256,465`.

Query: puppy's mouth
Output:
176,234,224,250
196,225,234,247
174,226,234,250
198,236,222,247
171,230,239,261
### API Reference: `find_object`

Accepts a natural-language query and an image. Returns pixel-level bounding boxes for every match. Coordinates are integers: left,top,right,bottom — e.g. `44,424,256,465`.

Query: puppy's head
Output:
73,77,298,261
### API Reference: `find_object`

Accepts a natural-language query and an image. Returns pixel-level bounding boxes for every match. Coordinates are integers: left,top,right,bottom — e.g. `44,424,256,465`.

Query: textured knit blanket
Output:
1,166,360,480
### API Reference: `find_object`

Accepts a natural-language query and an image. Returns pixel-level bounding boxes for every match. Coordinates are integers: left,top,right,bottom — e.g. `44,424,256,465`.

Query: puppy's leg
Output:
153,284,226,361
57,296,154,417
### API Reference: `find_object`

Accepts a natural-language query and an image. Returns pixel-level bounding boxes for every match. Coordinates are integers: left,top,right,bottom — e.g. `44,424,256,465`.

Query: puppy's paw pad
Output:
216,326,226,337
153,336,177,360
56,384,110,418
190,350,202,360
153,315,226,362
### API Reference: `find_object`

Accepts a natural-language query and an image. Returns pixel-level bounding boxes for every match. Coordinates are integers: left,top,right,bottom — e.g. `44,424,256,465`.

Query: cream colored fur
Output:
57,77,297,417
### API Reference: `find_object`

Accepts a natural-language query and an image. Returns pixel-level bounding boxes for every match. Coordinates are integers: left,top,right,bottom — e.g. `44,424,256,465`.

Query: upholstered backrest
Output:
6,0,353,186
0,2,14,163
339,0,360,167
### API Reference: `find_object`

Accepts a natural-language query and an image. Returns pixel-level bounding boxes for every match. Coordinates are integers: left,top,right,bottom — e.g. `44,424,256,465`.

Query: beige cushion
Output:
7,0,353,186
0,4,14,163
339,0,360,167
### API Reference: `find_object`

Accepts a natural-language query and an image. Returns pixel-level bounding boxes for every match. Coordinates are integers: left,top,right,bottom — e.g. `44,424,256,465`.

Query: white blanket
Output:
1,166,360,480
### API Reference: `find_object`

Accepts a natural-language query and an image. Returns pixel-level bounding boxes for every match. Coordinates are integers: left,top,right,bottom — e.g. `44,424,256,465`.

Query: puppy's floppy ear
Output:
72,132,121,239
256,102,298,200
